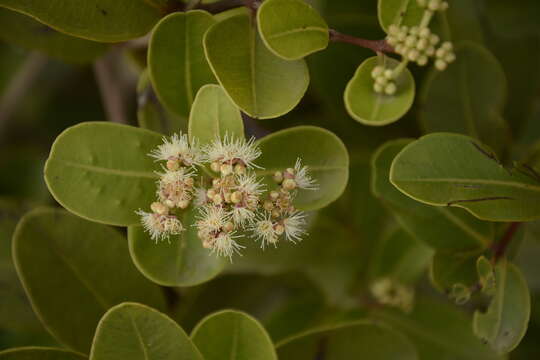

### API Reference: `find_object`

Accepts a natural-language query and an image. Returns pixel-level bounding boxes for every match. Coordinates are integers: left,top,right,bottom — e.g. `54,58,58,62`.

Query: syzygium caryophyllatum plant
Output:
137,132,317,259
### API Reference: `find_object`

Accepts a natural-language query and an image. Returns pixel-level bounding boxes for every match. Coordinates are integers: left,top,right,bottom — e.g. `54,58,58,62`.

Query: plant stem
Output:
196,0,245,13
492,222,521,264
329,29,394,54
93,52,128,124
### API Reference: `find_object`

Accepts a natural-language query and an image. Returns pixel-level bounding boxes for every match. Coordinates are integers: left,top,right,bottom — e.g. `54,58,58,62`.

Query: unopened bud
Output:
435,59,447,71
445,52,456,63
210,161,220,172
164,199,175,208
270,191,280,200
202,238,213,249
234,164,246,175
271,209,281,218
206,189,216,199
224,192,232,203
274,224,285,235
220,163,233,176
223,222,235,233
263,200,274,211
371,65,384,78
231,191,243,204
373,83,384,93
273,171,283,183
212,178,221,187
385,83,397,96
177,200,190,209
151,202,169,215
213,194,223,205
185,177,194,187
282,179,297,191
166,159,180,171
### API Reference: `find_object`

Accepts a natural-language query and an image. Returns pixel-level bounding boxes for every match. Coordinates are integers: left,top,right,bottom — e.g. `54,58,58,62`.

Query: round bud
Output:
206,189,216,199
440,1,449,11
273,171,284,183
417,55,428,66
164,199,175,208
430,34,440,45
213,194,223,205
416,38,428,50
210,161,221,173
436,47,446,58
375,76,388,86
442,41,453,51
410,26,419,35
282,179,297,191
202,238,213,249
223,222,235,233
397,32,407,42
407,49,420,61
405,35,416,47
388,24,400,35
263,200,274,211
234,164,246,175
270,191,280,200
212,178,221,187
384,83,397,96
220,163,233,176
445,52,456,63
166,159,180,171
435,59,447,71
177,200,190,209
428,0,441,11
286,167,295,175
426,46,435,56
185,177,194,187
383,69,394,79
395,44,404,54
151,202,169,215
271,209,281,218
419,27,430,38
231,191,243,204
274,224,285,236
373,83,383,93
416,0,427,7
387,36,397,46
224,192,232,203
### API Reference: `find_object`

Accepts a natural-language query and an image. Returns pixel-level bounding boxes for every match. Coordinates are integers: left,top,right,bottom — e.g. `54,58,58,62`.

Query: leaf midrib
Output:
52,159,158,179
395,177,540,192
434,207,490,247
267,26,327,40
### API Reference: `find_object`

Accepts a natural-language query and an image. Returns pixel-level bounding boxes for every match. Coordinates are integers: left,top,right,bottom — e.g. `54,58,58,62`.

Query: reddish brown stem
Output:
329,29,394,54
492,222,521,264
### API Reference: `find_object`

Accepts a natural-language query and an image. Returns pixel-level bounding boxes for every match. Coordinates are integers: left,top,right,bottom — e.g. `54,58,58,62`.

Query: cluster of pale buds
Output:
370,278,415,313
387,25,440,67
416,0,448,12
433,41,455,71
371,65,397,95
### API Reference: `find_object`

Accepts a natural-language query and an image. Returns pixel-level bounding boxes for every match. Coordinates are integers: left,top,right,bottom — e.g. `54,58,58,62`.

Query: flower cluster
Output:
370,278,415,313
137,132,317,260
373,0,455,94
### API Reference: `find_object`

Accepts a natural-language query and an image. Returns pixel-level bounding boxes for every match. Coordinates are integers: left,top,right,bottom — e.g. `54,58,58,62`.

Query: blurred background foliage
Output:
1,0,540,358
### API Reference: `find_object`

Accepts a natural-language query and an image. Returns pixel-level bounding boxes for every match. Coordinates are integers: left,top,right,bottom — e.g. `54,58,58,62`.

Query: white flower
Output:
137,210,184,242
149,133,202,166
196,205,230,238
204,134,261,169
193,186,208,207
293,158,318,190
236,173,265,199
157,168,195,208
232,206,256,226
212,232,244,259
283,211,307,243
251,213,279,249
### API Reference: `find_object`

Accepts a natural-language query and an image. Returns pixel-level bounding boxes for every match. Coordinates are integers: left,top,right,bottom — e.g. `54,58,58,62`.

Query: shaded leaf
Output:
429,251,479,293
12,208,166,353
204,14,309,119
378,0,424,33
0,347,85,360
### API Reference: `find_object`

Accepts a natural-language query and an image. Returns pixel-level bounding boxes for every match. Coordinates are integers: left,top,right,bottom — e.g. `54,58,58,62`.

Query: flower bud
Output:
270,191,280,200
234,163,246,175
166,159,180,171
274,224,285,235
273,171,283,183
384,83,397,96
177,200,190,209
231,191,243,204
417,55,428,66
220,163,233,176
373,83,383,93
383,69,394,79
263,200,274,211
282,179,297,191
371,65,384,78
435,59,447,71
207,189,216,199
223,222,235,233
151,202,169,215
210,161,220,172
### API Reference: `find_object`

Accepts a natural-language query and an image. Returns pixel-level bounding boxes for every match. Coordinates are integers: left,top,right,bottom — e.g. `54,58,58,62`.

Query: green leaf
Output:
0,9,107,64
256,126,349,211
372,138,493,251
276,321,418,359
128,209,226,287
0,347,86,360
473,259,531,354
191,310,277,360
188,84,244,146
344,56,415,126
90,303,203,360
372,297,503,360
429,251,479,293
44,122,162,226
0,0,162,42
204,14,309,119
148,11,217,119
390,133,540,222
257,0,329,60
369,228,433,285
378,0,425,32
419,42,508,154
12,208,166,353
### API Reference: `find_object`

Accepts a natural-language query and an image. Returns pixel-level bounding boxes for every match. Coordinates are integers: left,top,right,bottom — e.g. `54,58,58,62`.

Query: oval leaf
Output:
0,8,108,64
0,0,162,42
204,13,309,119
473,260,531,354
276,321,418,359
0,347,86,360
378,0,425,32
257,0,329,60
148,11,217,118
345,56,415,126
12,208,166,353
372,139,493,251
420,43,508,154
188,84,244,145
191,310,277,360
44,122,162,226
256,126,349,211
90,303,203,360
128,209,226,287
390,133,540,221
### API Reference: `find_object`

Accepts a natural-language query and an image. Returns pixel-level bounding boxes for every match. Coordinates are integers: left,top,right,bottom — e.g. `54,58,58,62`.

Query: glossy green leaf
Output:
148,11,217,118
345,56,415,126
191,310,277,360
276,321,418,359
90,303,203,360
369,228,433,285
0,0,162,42
0,9,107,64
473,259,531,354
429,251,479,293
44,122,162,226
12,208,166,353
188,84,244,145
390,133,540,222
256,126,349,211
0,347,85,360
257,0,329,60
204,14,309,119
378,0,425,32
372,297,503,360
420,43,508,154
372,139,493,251
128,209,226,287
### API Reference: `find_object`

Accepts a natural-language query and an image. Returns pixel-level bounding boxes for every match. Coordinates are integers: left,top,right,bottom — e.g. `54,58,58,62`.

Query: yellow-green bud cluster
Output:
416,0,449,12
387,25,439,67
370,278,414,313
434,41,456,71
371,65,397,95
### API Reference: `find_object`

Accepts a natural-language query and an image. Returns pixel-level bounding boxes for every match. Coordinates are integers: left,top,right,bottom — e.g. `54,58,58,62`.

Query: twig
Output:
492,222,521,264
0,52,48,138
198,0,245,13
93,52,128,124
329,29,394,54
